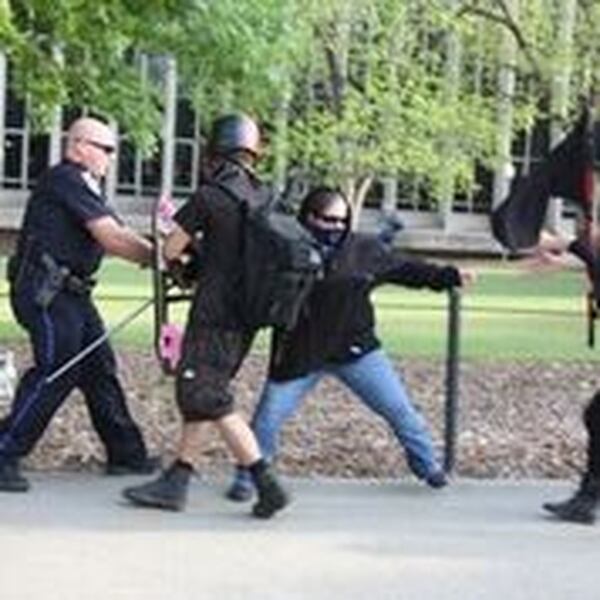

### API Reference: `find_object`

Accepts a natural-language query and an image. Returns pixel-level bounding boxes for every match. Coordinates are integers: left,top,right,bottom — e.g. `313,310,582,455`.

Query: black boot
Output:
0,458,30,493
543,474,600,525
122,461,192,511
250,461,289,519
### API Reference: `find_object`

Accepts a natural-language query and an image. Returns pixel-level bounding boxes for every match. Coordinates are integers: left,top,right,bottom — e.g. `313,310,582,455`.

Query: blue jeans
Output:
233,349,441,489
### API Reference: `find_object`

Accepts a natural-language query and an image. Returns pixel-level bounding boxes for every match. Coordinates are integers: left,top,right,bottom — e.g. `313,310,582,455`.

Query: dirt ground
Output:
1,343,598,481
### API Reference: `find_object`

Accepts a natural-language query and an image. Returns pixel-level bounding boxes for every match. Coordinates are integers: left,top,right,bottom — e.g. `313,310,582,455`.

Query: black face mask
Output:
307,224,345,248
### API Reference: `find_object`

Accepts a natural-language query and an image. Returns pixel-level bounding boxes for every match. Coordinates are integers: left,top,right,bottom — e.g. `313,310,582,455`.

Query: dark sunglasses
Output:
83,139,116,155
313,213,347,225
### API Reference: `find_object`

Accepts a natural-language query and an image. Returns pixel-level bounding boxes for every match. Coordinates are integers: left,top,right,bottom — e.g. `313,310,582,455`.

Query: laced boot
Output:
122,461,192,511
543,474,600,525
250,462,289,519
0,458,30,492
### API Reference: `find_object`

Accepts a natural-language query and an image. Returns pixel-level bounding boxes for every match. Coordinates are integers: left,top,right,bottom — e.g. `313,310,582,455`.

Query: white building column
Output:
546,0,577,232
492,0,519,210
48,47,63,167
161,55,177,198
0,52,6,179
105,119,118,203
381,176,397,216
440,0,462,231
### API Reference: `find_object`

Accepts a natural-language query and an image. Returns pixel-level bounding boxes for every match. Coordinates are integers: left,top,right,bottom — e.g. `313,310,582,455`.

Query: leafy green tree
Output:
2,0,600,216
0,0,198,149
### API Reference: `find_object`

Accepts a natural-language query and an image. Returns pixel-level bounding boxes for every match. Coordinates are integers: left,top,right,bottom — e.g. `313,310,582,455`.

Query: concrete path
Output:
0,474,597,600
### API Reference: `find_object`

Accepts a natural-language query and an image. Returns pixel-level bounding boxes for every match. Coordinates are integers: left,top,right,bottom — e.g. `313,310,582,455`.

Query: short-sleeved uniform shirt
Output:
15,160,115,277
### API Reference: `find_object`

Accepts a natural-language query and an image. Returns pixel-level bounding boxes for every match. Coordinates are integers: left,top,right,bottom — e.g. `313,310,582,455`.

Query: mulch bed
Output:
1,343,597,480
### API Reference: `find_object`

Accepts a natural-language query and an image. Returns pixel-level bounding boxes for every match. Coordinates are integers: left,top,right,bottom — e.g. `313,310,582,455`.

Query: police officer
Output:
0,117,157,492
122,113,289,518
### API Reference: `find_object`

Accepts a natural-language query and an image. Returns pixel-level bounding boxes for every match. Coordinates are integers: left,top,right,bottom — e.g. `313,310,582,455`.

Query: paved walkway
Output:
0,474,597,600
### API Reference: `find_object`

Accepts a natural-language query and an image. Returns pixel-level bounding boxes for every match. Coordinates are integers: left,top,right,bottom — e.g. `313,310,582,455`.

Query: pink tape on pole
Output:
159,323,183,371
157,193,176,235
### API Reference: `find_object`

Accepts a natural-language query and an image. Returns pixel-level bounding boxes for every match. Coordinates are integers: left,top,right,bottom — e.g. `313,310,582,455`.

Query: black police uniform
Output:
173,159,268,422
1,159,149,468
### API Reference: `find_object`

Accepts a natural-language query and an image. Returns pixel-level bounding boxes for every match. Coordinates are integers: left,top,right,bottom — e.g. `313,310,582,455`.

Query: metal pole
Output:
443,287,462,473
45,297,154,385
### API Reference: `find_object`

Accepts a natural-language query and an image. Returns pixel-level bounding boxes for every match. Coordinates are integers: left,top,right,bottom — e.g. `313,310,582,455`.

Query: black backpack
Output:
212,182,324,331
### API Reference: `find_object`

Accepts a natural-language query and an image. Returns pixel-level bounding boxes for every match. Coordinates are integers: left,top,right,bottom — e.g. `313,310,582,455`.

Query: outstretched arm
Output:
380,248,475,291
87,215,152,266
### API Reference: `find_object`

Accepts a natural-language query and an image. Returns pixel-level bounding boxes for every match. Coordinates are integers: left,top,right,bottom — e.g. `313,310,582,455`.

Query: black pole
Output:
443,287,462,473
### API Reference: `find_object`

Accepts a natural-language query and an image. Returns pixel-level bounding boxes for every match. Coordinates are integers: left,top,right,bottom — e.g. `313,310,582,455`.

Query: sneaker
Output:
252,466,289,519
122,462,191,511
425,470,448,489
0,458,30,492
226,479,254,502
106,455,161,476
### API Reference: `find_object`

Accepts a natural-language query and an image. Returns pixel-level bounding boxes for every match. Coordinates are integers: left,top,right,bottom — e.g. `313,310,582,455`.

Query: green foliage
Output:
2,0,599,198
1,0,197,149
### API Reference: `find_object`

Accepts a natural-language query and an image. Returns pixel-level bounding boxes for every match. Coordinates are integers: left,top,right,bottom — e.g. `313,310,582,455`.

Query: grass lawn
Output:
0,257,598,361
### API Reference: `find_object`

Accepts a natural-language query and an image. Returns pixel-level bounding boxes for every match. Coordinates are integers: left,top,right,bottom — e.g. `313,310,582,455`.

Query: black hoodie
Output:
268,233,461,381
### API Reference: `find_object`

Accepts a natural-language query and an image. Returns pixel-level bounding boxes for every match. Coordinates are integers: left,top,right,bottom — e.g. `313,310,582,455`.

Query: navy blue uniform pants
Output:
0,282,148,464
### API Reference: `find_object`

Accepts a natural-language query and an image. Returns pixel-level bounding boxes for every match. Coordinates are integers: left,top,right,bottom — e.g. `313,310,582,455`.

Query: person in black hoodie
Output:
226,186,474,501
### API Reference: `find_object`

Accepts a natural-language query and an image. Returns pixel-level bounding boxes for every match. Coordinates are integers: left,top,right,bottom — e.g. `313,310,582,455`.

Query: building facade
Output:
0,52,575,255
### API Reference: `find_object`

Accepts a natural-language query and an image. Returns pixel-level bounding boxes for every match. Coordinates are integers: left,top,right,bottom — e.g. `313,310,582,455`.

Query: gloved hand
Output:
167,252,200,289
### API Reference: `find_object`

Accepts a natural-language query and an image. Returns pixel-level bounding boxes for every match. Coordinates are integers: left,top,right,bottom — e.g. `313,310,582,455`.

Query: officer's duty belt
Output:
39,253,96,295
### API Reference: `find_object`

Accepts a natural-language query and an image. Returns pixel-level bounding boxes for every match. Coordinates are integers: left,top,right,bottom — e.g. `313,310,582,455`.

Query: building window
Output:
395,174,438,212
2,65,50,190
452,163,494,214
173,97,200,198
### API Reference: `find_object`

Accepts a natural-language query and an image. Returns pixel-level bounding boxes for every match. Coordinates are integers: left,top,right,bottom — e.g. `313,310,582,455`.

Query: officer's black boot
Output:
543,474,600,525
122,460,192,511
0,457,30,492
249,460,289,519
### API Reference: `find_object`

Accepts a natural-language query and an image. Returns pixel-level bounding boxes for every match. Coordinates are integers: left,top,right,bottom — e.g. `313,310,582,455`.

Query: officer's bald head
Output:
66,117,116,179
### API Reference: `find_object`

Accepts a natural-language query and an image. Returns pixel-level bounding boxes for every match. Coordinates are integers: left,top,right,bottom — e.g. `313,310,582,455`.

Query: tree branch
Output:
457,1,542,76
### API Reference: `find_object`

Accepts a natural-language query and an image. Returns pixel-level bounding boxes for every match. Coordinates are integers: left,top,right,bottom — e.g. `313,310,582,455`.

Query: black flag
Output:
491,109,596,251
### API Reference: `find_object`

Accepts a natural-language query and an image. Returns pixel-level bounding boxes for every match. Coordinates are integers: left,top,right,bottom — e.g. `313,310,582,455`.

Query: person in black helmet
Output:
122,113,289,518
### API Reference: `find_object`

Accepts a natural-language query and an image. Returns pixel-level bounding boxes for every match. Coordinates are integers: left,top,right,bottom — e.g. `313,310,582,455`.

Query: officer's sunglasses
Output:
82,139,116,155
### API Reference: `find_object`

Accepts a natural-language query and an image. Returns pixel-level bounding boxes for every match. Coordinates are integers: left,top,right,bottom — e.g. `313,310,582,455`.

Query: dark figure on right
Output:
533,231,600,524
